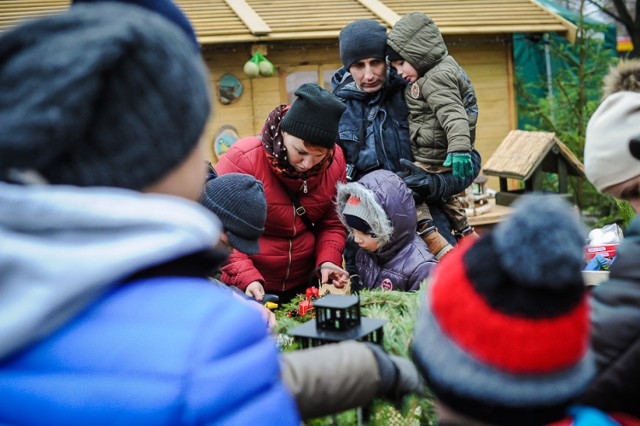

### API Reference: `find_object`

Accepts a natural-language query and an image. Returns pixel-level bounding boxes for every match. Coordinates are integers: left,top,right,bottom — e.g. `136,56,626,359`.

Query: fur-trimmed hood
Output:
336,170,417,257
603,60,640,99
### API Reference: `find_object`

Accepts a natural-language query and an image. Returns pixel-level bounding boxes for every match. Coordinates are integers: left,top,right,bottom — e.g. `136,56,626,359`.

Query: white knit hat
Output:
585,92,640,192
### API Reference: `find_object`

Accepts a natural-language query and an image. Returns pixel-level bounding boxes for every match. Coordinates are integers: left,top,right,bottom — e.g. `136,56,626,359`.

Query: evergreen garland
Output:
275,288,437,425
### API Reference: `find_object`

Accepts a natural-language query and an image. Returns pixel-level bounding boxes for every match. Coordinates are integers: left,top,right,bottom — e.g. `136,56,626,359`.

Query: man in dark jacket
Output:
332,20,480,271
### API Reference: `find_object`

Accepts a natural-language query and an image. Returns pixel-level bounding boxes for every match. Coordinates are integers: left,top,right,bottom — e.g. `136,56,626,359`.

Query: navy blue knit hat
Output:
72,0,199,51
413,194,594,426
0,3,210,190
339,19,388,70
200,173,267,255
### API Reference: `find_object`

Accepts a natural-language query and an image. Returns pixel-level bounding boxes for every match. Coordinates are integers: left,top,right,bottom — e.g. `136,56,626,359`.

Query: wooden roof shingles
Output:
0,0,577,44
0,0,69,32
483,130,585,180
385,0,576,41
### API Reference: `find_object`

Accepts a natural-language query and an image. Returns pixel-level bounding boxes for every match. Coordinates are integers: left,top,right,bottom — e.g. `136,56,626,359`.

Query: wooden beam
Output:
224,0,271,35
528,0,577,43
354,0,400,26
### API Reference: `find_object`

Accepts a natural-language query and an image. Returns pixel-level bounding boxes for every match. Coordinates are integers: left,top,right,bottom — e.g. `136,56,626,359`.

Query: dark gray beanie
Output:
200,173,266,255
0,3,211,190
339,19,388,70
280,83,346,149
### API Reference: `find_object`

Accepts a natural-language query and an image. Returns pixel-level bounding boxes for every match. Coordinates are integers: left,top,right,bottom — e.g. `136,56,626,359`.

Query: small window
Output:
285,71,318,104
284,65,340,104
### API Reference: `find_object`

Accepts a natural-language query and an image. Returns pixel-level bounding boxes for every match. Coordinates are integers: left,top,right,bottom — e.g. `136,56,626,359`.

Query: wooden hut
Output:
0,1,577,166
483,130,585,206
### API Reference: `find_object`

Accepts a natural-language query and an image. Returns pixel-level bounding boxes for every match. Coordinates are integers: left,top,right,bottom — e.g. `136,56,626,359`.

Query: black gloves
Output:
366,343,425,401
397,159,437,202
397,152,482,204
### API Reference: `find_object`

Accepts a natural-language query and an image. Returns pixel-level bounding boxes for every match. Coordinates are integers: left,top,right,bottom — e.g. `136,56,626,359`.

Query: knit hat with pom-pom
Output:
412,194,594,426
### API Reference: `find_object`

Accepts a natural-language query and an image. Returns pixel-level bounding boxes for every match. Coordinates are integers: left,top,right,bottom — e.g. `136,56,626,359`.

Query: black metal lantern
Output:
288,295,386,349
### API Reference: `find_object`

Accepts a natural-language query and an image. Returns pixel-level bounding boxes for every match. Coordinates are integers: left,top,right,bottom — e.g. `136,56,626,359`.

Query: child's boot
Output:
417,220,453,260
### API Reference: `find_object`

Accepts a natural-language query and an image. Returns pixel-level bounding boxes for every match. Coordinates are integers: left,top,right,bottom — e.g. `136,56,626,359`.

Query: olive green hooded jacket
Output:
387,12,478,165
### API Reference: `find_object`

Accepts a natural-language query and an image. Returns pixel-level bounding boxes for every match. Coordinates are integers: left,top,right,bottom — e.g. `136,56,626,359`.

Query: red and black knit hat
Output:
412,195,595,426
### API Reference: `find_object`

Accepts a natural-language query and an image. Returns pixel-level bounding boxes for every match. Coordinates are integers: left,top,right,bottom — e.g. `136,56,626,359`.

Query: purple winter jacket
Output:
336,170,437,291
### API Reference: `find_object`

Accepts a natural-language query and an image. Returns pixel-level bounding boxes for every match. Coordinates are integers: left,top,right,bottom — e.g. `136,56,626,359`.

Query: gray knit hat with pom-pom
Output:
492,195,586,290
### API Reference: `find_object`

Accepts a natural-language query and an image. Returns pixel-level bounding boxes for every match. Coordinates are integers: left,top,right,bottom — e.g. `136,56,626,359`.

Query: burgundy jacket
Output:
215,136,347,293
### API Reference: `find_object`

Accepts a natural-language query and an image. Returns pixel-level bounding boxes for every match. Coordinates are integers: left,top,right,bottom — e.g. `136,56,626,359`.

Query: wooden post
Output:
558,155,568,193
499,177,508,192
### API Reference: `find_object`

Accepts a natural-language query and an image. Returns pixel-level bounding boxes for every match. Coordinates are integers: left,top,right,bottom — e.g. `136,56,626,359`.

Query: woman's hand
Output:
245,281,265,301
319,262,350,288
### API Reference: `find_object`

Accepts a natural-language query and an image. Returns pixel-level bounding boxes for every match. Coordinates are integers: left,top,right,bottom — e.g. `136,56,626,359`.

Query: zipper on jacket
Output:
302,180,308,194
282,204,296,291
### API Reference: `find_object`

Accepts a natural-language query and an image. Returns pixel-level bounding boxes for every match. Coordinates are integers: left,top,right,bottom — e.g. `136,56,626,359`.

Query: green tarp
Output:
514,0,617,129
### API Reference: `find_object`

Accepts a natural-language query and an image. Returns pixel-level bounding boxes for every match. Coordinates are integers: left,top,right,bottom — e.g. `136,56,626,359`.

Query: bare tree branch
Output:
586,0,622,21
611,0,635,27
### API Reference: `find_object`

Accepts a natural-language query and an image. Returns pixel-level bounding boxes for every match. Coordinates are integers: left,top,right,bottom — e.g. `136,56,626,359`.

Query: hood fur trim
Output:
603,60,640,99
336,181,393,250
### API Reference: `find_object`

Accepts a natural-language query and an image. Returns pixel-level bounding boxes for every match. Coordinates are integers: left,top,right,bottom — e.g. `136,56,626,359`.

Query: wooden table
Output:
468,198,514,235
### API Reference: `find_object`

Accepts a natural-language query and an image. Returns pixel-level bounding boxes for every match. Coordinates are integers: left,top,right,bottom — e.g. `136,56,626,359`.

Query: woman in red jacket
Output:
215,83,349,302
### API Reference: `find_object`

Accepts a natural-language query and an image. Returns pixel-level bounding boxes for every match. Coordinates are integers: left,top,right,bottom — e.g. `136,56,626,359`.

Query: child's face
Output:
390,60,419,84
352,228,380,252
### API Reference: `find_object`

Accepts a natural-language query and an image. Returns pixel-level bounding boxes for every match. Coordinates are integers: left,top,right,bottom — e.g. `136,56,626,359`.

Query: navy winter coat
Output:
332,67,413,181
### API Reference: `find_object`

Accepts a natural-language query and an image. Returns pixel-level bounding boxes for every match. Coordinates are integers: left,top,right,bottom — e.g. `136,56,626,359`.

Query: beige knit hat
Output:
585,91,640,192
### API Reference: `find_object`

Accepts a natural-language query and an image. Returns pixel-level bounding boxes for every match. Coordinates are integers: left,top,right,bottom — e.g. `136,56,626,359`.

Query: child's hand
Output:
318,262,350,288
443,152,473,179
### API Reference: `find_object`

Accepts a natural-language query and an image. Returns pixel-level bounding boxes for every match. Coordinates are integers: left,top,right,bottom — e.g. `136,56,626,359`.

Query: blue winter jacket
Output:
0,278,299,426
0,183,300,426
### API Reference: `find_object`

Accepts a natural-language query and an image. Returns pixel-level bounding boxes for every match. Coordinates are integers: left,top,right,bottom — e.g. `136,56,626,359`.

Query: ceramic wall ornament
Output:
216,73,243,105
212,125,240,159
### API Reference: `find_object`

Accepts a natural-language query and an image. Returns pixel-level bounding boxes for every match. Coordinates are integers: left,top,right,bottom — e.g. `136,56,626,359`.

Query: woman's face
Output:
282,132,329,173
603,175,640,213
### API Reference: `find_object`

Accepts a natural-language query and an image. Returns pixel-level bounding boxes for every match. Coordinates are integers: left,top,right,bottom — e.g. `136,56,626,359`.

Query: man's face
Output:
349,58,387,93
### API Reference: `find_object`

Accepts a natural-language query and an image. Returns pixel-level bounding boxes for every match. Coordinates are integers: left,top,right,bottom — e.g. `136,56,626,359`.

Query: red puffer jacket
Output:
215,137,347,293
